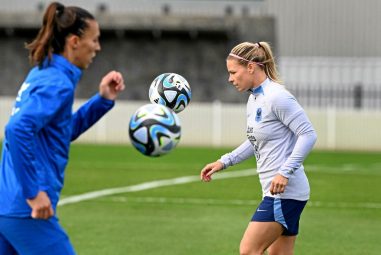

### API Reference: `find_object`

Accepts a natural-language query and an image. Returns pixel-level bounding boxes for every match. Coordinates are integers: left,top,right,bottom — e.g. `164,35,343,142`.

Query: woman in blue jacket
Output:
0,2,125,254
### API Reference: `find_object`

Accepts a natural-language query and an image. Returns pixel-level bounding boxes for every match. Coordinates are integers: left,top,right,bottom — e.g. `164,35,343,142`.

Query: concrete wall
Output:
1,97,380,151
0,14,275,103
0,35,242,103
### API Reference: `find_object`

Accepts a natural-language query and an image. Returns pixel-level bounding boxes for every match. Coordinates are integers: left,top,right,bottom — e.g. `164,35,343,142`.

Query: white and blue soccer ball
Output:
129,104,181,157
149,73,191,113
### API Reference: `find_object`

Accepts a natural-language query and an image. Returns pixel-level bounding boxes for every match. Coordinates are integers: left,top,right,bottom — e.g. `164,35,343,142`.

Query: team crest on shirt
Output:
255,108,262,122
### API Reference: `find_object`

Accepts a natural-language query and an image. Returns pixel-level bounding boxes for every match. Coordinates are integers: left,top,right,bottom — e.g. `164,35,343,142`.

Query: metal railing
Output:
289,83,381,110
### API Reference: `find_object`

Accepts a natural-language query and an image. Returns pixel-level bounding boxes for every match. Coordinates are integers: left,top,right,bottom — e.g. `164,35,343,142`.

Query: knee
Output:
240,244,264,255
239,246,250,255
267,247,293,255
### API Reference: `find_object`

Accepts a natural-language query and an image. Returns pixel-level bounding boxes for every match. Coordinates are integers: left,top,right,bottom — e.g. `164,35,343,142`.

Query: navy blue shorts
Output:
0,216,75,255
252,196,307,236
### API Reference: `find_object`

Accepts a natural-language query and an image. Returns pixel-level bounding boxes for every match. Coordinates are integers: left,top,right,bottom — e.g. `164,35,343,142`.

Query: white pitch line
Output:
58,165,381,208
58,168,257,207
109,196,261,206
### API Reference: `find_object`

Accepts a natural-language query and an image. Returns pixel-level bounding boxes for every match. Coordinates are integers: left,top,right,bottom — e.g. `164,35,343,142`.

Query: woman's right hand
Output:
27,191,54,219
200,161,224,182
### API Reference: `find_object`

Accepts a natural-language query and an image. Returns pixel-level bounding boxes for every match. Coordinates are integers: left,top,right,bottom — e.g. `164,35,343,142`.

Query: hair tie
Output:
56,3,65,16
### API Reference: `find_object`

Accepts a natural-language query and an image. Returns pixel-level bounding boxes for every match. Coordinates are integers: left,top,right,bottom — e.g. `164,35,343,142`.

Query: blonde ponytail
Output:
228,41,282,84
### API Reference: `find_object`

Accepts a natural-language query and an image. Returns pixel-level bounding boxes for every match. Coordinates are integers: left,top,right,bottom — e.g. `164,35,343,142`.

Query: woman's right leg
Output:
0,233,17,255
240,221,283,255
0,216,75,255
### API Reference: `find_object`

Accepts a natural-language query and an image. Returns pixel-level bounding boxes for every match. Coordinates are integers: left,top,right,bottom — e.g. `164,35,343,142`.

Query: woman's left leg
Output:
239,221,283,255
267,235,297,255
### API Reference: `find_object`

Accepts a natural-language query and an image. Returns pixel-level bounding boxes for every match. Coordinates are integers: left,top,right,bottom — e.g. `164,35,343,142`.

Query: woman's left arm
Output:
71,71,125,140
270,91,317,195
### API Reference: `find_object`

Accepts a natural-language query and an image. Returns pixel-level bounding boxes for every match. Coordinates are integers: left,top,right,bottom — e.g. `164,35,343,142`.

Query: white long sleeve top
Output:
220,78,317,201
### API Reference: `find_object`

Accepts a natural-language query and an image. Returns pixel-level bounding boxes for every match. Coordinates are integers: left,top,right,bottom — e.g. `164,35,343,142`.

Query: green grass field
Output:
58,144,381,255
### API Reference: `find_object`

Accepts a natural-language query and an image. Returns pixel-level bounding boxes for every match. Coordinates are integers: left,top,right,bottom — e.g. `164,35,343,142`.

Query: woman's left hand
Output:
270,174,289,195
99,71,125,100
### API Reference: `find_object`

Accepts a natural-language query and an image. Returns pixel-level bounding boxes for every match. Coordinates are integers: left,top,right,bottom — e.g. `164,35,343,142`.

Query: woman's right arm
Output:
200,140,254,182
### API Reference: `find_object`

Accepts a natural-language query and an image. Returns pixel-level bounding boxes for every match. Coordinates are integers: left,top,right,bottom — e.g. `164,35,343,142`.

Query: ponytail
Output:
25,2,95,66
228,41,282,84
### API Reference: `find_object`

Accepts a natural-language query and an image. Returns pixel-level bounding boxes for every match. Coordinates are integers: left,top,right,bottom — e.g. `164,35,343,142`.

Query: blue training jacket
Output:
0,54,115,217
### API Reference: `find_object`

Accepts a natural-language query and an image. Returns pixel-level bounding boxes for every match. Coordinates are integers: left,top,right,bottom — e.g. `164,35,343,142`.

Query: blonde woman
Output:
200,42,317,255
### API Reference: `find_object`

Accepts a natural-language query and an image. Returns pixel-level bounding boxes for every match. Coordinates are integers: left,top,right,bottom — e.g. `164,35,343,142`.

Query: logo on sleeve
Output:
16,82,30,102
12,82,30,116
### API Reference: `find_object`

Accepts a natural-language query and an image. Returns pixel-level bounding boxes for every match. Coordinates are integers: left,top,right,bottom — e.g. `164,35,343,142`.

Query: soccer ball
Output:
129,104,181,157
149,73,191,113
